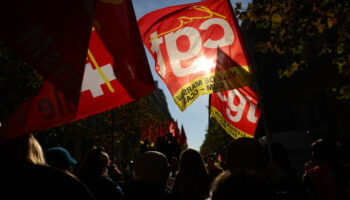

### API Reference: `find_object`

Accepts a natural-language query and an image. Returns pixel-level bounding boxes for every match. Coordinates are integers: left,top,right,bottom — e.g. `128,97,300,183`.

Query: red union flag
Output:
210,86,261,138
139,0,252,111
0,0,155,141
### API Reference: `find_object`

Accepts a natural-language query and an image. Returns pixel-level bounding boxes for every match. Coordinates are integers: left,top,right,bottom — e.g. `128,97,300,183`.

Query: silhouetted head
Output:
133,151,170,185
311,138,338,164
0,133,46,166
80,147,109,176
210,170,274,200
45,147,77,171
226,137,266,175
269,142,292,169
173,149,210,200
178,148,207,175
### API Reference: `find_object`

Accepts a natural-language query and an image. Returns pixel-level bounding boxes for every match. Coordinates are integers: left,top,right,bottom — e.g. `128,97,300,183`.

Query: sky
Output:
131,0,251,151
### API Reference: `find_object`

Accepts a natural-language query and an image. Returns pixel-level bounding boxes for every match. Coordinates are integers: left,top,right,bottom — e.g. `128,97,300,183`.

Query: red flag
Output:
148,123,158,146
168,120,180,138
179,125,187,146
139,0,252,111
156,121,167,138
210,86,260,138
173,121,180,139
0,0,94,101
140,122,149,141
94,0,155,98
0,0,155,142
140,122,160,143
168,120,176,136
148,123,154,143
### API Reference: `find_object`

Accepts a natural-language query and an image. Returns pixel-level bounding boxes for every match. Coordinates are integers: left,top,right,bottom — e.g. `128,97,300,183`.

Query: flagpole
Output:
227,0,274,163
208,94,212,130
258,95,274,164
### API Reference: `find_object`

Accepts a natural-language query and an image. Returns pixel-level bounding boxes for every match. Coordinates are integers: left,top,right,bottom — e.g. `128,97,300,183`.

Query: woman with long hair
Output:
0,133,94,200
172,148,210,200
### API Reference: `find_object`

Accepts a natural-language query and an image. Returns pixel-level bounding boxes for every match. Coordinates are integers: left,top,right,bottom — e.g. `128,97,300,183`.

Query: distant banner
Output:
210,86,260,139
139,0,252,111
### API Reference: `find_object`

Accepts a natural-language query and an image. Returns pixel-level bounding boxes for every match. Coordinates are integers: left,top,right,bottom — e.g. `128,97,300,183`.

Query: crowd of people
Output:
1,132,350,200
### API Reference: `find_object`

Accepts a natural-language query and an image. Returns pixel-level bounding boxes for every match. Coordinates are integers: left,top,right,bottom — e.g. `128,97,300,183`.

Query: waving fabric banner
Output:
139,0,252,111
0,0,155,141
210,86,261,139
0,0,94,102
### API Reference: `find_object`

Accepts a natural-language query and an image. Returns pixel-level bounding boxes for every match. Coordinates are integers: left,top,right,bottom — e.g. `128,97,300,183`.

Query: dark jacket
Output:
122,181,177,200
2,163,95,200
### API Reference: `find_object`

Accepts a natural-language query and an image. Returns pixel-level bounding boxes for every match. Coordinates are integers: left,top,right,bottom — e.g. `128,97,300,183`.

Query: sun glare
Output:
194,56,216,74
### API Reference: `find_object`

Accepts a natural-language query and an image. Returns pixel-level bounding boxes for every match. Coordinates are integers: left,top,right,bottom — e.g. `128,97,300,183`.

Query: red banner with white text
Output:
139,0,252,111
210,86,260,139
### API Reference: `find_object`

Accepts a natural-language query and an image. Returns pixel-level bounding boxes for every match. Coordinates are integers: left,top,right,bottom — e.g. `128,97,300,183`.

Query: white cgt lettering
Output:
199,18,234,48
247,97,258,123
219,89,258,123
150,32,167,78
165,27,202,77
150,17,235,77
226,89,246,122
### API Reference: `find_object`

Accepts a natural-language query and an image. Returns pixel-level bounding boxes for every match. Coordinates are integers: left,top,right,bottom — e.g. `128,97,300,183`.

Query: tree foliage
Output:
200,116,233,158
0,42,43,122
34,94,168,165
235,0,350,101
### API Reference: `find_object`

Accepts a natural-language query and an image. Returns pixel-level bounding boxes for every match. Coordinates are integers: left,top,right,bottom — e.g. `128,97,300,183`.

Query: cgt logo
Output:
149,6,235,78
217,89,259,124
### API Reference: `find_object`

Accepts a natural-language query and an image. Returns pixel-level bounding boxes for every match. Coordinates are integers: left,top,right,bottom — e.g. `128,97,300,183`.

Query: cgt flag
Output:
139,0,252,111
0,0,155,142
210,86,261,139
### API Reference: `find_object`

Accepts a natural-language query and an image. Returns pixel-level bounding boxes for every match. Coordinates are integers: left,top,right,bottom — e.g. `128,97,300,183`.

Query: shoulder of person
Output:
8,164,95,200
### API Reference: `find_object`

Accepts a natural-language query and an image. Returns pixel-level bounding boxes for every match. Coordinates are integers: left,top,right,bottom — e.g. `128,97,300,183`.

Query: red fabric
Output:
306,164,338,200
173,121,180,139
95,0,155,99
210,86,260,138
0,0,155,141
0,0,94,101
168,120,180,139
140,122,149,141
138,0,252,111
168,120,177,136
178,125,187,146
148,123,154,142
157,122,167,138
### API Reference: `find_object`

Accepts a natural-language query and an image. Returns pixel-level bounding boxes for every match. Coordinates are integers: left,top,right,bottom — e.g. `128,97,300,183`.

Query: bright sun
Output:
193,56,216,74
